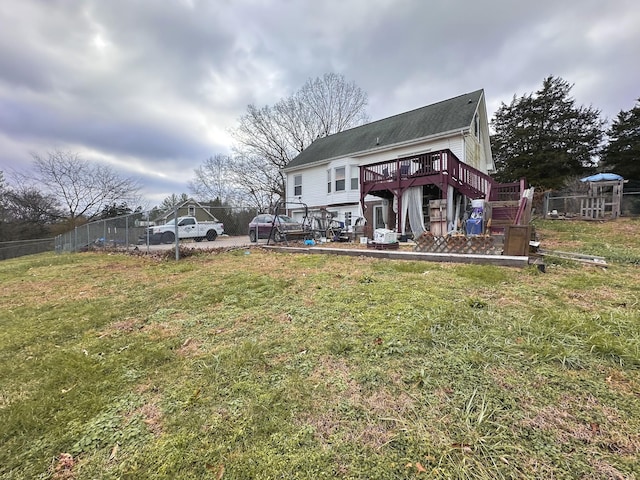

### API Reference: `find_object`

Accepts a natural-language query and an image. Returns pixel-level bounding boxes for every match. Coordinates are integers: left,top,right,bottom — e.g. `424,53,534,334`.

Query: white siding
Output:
284,94,496,219
286,159,361,207
286,134,467,212
356,136,464,166
287,163,330,206
464,134,483,171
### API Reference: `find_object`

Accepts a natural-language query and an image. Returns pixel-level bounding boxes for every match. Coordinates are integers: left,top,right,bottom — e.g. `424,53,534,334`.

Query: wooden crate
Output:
430,220,447,236
429,200,447,235
429,199,446,220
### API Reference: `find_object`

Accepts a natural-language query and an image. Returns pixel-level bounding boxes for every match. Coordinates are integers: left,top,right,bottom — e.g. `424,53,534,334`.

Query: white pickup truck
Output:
140,216,224,244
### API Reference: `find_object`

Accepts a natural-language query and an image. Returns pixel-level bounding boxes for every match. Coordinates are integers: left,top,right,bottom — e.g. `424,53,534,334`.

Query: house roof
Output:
285,89,484,170
156,198,218,222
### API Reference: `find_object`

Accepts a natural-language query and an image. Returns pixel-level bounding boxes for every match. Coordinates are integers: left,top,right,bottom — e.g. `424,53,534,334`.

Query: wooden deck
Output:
358,149,525,236
359,149,523,202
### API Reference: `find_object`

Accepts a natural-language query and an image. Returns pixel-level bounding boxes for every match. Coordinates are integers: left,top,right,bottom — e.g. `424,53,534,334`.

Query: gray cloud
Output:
1,0,638,205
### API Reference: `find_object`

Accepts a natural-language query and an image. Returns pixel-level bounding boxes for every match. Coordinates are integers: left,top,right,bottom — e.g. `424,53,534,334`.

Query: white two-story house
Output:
283,89,521,238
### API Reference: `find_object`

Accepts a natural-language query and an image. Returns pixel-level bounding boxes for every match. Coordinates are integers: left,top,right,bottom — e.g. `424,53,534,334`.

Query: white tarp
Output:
401,187,426,236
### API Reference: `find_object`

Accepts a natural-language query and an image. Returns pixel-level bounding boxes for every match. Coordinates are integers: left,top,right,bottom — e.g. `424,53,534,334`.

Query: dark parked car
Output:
248,214,304,242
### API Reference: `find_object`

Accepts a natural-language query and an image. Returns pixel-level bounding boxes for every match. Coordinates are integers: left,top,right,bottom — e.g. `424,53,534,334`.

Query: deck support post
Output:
446,185,455,232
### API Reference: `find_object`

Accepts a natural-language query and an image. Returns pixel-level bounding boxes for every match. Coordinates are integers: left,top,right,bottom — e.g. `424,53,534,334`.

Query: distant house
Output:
283,89,521,237
154,198,219,224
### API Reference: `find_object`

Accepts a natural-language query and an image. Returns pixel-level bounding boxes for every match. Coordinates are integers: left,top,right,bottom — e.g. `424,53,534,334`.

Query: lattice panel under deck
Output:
414,233,497,255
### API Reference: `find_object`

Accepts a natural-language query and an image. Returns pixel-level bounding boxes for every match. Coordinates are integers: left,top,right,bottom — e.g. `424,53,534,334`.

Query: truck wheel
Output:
162,232,175,244
206,230,217,241
249,230,257,243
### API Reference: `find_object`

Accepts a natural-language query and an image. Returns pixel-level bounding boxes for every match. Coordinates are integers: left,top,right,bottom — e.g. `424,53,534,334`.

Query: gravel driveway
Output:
134,235,262,252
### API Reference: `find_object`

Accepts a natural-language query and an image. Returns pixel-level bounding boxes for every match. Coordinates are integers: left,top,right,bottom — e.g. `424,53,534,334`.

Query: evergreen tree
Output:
99,202,134,219
491,76,604,190
159,193,190,213
0,184,61,240
600,98,640,186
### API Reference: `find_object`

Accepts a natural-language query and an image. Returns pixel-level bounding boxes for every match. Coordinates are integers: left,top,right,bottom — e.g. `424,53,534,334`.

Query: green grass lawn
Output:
1,219,639,479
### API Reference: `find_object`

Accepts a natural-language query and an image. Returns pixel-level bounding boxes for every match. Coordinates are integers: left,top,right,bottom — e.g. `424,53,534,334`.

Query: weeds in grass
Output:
1,220,639,478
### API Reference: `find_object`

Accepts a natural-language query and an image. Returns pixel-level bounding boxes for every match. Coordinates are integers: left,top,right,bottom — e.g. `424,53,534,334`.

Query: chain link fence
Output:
543,192,640,219
622,192,640,216
0,238,55,261
55,211,149,253
54,205,260,254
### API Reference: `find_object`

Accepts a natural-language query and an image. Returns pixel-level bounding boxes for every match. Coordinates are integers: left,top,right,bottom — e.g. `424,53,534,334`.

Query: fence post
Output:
146,211,150,253
543,192,549,218
174,204,179,261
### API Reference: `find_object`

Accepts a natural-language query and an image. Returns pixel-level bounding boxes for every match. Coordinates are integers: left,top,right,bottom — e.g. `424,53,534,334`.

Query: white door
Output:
374,205,385,229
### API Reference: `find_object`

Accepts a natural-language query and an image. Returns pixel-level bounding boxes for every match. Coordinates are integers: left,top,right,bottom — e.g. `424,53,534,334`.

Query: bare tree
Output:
228,154,282,211
188,154,238,204
30,150,141,223
0,171,6,222
231,73,369,200
298,73,370,137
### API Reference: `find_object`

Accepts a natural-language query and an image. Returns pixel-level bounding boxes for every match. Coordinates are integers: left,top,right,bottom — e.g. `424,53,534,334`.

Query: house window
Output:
474,113,480,140
294,175,302,196
188,205,195,216
327,169,331,193
335,167,345,192
350,168,359,190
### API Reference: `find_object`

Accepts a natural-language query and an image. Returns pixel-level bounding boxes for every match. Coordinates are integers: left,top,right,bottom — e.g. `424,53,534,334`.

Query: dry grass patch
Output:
523,394,640,454
176,337,203,357
301,356,416,451
604,368,640,397
308,356,358,395
141,321,181,340
98,318,146,338
300,409,398,452
563,285,634,310
50,453,76,480
587,458,629,480
136,401,164,437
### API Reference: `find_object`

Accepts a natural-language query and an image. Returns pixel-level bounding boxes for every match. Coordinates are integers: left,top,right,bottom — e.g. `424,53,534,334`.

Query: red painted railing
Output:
361,149,522,200
361,151,450,184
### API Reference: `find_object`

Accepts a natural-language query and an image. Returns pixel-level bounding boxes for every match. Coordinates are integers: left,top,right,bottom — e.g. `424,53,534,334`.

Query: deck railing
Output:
361,151,452,184
362,149,517,200
447,155,492,198
491,181,524,201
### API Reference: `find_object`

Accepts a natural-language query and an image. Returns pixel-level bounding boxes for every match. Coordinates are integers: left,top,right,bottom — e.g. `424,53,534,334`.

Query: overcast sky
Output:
1,0,638,206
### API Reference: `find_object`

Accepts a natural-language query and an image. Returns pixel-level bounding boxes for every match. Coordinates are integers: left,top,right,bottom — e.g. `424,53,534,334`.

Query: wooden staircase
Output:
359,149,527,237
